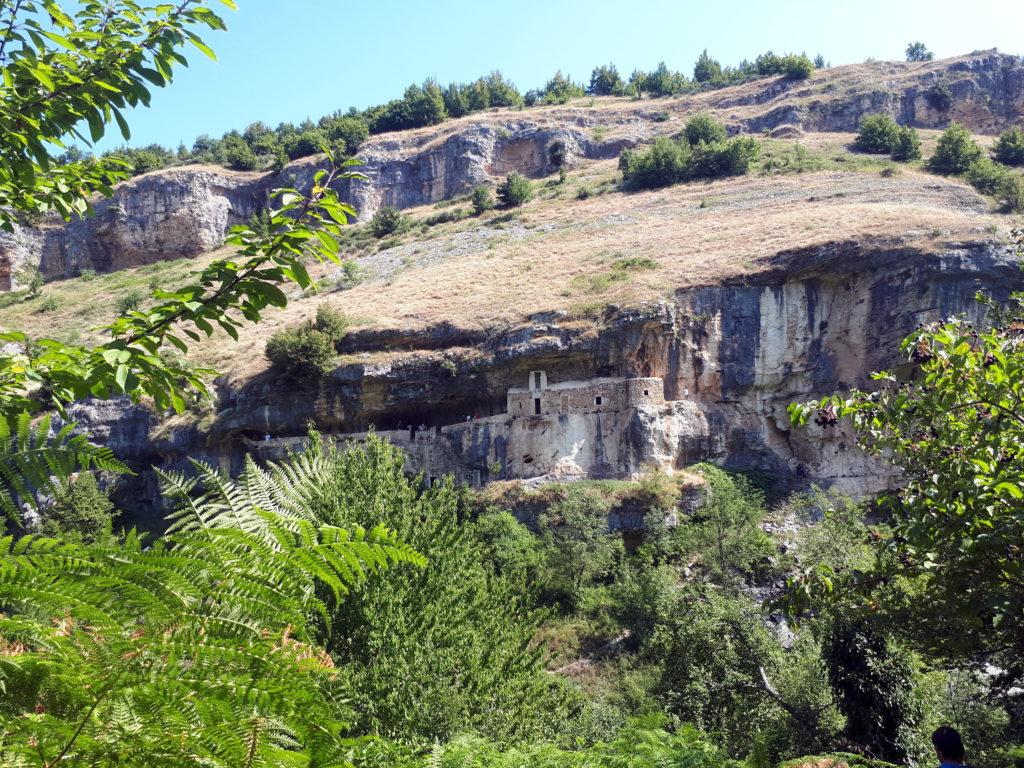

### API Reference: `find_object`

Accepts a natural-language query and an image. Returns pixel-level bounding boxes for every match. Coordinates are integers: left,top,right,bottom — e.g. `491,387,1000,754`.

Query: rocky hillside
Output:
2,50,1023,516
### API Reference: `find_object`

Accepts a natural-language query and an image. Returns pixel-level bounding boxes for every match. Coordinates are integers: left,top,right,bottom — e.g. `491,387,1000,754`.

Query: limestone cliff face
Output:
0,125,626,281
284,123,628,221
0,168,265,281
5,50,1024,284
83,238,1018,514
741,51,1024,134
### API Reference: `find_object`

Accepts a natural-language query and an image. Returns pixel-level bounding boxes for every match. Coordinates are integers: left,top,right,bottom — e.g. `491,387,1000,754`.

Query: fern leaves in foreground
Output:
0,412,129,523
0,509,423,767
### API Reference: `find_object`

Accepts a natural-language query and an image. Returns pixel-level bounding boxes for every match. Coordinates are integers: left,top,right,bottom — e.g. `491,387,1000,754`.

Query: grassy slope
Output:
0,131,1010,384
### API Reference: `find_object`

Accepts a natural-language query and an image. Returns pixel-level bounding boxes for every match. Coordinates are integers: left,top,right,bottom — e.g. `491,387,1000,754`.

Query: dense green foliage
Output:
298,435,577,745
789,285,1024,747
684,113,729,146
0,478,421,766
36,471,117,543
854,115,900,154
587,63,626,96
471,185,495,215
928,122,983,173
264,304,348,381
905,42,934,62
497,171,533,207
889,126,922,161
619,116,759,190
369,205,404,237
993,126,1024,166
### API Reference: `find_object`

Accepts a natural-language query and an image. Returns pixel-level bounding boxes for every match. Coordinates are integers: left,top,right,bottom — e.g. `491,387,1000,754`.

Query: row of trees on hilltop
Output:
69,50,821,177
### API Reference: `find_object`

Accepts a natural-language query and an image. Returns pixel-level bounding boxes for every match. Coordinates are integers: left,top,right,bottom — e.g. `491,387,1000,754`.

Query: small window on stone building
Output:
595,396,603,406
533,372,542,390
644,389,649,396
534,398,541,415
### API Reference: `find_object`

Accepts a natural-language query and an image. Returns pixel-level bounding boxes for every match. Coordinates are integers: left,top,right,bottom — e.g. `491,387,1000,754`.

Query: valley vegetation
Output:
0,3,1022,768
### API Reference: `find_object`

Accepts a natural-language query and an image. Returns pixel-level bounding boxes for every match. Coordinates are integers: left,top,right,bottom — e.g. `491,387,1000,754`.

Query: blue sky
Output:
98,0,1024,151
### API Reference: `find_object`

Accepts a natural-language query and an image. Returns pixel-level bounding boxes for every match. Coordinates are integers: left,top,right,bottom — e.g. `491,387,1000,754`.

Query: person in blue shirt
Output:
931,726,966,767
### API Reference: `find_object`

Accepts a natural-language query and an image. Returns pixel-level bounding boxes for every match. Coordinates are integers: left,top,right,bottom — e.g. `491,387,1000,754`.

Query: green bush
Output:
780,54,814,79
369,205,403,237
38,296,60,313
683,113,727,146
693,49,722,83
223,138,258,171
854,115,900,154
496,172,533,208
321,115,369,155
890,125,922,161
996,173,1024,212
282,129,326,160
37,472,117,544
116,288,145,315
620,137,691,189
309,436,577,745
621,135,758,190
905,41,934,62
471,186,494,215
928,122,983,174
965,157,1010,194
822,617,920,764
15,264,43,297
264,304,348,381
992,126,1024,166
688,136,760,179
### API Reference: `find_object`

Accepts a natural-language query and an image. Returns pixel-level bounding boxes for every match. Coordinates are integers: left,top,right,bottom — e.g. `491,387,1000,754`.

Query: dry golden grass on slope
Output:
0,130,1011,385
209,165,1005,382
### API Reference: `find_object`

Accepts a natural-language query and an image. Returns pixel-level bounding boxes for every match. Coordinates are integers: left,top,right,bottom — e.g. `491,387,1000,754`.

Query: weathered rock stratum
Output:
3,50,1023,286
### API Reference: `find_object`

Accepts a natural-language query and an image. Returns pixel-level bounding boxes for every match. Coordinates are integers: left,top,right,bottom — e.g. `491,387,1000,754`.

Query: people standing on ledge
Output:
932,726,966,767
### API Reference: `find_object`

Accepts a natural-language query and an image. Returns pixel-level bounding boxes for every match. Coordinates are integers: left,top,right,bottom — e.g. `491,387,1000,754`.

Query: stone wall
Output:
506,376,664,417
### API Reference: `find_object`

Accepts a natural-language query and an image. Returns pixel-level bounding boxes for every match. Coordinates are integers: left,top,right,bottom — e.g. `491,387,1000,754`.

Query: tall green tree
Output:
296,434,577,745
788,282,1024,733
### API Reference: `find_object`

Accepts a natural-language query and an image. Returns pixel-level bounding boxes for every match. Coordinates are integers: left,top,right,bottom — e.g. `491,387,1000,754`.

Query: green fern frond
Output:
0,412,130,523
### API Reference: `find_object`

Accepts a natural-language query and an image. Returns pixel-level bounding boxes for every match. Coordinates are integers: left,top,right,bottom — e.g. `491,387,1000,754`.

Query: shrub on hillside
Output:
683,113,727,146
283,129,326,160
928,122,982,174
905,42,934,62
265,304,348,381
37,472,117,544
587,63,625,96
854,115,900,154
780,54,814,80
224,139,258,171
996,173,1024,212
692,49,722,84
369,206,404,237
924,82,953,112
497,172,533,208
471,186,494,215
687,136,760,179
321,115,369,156
992,127,1024,166
890,126,922,161
964,157,1010,195
620,135,759,190
620,136,691,189
116,288,145,315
